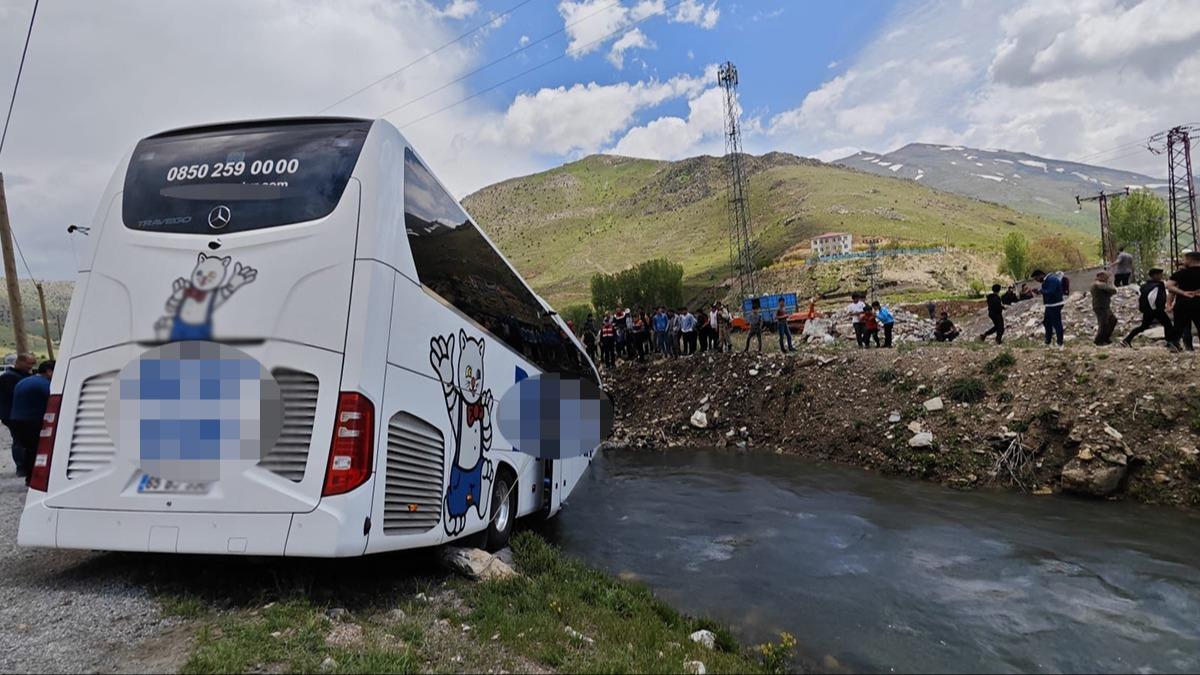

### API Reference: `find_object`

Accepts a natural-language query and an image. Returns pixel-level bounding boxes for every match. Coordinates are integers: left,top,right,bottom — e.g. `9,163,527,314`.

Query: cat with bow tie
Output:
430,329,495,536
156,252,258,342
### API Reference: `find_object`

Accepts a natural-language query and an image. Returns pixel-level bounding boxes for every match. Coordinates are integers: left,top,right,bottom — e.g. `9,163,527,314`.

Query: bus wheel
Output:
484,471,516,552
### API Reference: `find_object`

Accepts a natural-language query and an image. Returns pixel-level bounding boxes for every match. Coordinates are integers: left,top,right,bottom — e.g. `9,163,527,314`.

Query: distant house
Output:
811,232,853,257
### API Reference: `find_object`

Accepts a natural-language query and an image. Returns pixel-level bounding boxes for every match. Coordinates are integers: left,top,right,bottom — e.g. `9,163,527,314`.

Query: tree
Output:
590,258,684,312
1000,232,1031,281
1028,236,1087,274
1109,190,1170,278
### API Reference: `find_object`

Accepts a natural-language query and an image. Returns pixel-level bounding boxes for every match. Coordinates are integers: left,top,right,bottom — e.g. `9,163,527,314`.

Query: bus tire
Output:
484,469,516,552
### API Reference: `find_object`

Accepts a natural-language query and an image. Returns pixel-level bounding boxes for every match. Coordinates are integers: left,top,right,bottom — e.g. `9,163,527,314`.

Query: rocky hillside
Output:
836,143,1167,230
604,345,1200,510
464,153,1087,308
0,278,72,354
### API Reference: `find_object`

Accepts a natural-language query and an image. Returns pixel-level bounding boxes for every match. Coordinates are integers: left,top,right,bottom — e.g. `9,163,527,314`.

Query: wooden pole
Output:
0,173,28,355
35,282,52,359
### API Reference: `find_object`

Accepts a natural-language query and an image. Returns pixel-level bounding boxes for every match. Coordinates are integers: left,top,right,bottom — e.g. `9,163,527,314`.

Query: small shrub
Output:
758,632,797,674
983,350,1017,374
997,391,1014,403
876,368,900,383
946,376,987,404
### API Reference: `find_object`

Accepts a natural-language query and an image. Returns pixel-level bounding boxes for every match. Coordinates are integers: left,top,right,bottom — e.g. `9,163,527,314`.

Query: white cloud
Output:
436,0,479,19
519,34,531,47
479,73,708,156
673,0,720,29
612,87,727,159
607,28,655,68
761,0,1200,177
558,0,716,60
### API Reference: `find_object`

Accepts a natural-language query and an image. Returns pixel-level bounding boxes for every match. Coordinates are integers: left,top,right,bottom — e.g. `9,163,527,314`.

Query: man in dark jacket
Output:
1091,272,1119,346
1121,268,1181,350
1033,270,1066,347
0,353,35,475
11,360,53,480
978,284,1005,344
1168,251,1200,351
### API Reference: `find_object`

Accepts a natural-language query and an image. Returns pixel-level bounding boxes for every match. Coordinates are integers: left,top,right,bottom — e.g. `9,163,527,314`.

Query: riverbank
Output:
604,342,1200,508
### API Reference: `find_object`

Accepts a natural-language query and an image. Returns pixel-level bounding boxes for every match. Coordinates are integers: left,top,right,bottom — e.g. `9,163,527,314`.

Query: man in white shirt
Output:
680,308,697,354
846,293,867,347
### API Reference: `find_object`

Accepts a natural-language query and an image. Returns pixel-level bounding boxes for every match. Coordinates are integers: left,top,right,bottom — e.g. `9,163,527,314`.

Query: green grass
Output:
983,350,1017,374
945,376,987,404
462,531,773,674
464,154,1091,308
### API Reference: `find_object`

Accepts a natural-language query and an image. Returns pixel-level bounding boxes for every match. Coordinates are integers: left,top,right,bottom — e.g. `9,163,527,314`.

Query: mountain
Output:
464,152,1089,308
835,143,1167,230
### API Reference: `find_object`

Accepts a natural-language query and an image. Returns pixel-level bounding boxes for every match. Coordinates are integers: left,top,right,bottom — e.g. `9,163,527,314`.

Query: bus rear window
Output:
122,120,371,233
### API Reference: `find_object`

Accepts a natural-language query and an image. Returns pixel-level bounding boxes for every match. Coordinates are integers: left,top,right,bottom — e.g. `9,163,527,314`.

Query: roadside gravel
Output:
0,436,182,673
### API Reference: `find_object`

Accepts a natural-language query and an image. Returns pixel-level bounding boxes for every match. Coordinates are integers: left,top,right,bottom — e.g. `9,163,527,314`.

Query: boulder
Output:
440,547,518,581
923,397,944,412
683,661,707,675
1061,458,1128,497
689,629,716,650
690,410,708,429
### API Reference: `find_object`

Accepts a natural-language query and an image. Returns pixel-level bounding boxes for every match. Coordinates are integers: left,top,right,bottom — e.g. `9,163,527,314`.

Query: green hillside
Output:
463,152,1093,307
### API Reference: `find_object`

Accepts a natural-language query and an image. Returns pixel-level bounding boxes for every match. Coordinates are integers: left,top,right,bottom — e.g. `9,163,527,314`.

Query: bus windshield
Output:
122,119,371,234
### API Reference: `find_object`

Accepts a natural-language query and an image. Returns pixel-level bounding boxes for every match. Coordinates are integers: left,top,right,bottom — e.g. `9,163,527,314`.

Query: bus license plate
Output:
137,474,210,495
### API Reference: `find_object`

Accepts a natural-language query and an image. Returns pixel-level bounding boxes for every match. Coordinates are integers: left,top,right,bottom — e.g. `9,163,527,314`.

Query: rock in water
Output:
908,432,934,448
690,410,709,429
1060,458,1128,497
683,660,707,675
689,629,716,650
923,397,945,412
440,546,518,581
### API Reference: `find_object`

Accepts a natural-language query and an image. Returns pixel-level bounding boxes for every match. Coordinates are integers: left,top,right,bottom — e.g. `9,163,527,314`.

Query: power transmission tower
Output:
862,238,882,301
718,62,756,302
1075,187,1128,264
1149,124,1199,269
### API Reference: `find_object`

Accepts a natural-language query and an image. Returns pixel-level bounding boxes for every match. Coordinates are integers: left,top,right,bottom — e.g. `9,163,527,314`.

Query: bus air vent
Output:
65,371,118,479
258,368,319,482
383,412,444,535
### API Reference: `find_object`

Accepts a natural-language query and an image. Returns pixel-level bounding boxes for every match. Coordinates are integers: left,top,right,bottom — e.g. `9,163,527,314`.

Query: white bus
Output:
18,117,601,556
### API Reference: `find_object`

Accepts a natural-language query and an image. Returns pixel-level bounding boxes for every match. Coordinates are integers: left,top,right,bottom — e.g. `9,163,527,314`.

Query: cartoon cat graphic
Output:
155,252,257,341
430,330,494,536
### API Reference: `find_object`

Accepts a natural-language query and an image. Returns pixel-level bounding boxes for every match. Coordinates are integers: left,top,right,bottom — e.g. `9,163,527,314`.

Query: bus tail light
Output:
29,395,62,492
322,392,374,496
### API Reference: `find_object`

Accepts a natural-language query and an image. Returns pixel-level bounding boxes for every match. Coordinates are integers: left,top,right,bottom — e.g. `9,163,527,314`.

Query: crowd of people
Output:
0,354,55,481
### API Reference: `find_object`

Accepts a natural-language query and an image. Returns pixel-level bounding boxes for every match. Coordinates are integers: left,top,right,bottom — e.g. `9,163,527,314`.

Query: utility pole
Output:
0,174,28,355
718,62,757,303
1075,187,1128,264
1149,124,1199,269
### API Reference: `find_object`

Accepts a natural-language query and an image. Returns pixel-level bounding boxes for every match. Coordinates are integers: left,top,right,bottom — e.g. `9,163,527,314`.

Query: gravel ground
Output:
0,435,185,674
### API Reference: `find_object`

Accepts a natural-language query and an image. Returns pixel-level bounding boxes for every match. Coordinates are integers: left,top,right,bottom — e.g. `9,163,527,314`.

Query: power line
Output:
318,0,541,114
11,225,34,280
397,0,685,128
379,0,629,120
0,0,39,162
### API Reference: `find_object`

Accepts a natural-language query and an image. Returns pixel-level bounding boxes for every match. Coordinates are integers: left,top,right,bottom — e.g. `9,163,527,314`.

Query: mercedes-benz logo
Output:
207,205,231,229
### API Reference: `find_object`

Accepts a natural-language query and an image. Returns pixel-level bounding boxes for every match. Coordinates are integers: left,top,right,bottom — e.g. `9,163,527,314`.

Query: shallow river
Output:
544,449,1200,674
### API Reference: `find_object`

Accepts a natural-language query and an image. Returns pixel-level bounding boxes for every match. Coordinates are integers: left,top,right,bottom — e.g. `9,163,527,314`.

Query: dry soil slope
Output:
464,153,1087,308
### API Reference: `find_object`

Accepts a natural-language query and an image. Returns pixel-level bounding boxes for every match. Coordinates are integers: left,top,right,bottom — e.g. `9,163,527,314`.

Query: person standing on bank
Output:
1090,271,1119,346
1032,269,1066,347
979,284,1006,344
873,301,895,348
599,315,617,368
11,360,54,481
1121,268,1181,351
717,303,733,353
1167,251,1200,351
776,298,795,353
1111,247,1135,287
0,353,35,476
743,300,764,353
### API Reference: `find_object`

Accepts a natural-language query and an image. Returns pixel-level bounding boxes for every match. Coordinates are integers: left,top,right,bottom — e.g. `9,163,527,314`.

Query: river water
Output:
543,449,1200,674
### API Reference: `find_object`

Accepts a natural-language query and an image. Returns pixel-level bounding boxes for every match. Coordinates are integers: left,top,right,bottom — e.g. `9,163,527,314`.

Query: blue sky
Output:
1,0,1199,279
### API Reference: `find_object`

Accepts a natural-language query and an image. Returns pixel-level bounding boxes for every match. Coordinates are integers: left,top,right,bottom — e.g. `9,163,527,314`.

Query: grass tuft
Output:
945,376,987,404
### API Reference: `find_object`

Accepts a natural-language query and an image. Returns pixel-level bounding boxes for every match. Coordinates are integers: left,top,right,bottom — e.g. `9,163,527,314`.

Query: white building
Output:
811,232,853,257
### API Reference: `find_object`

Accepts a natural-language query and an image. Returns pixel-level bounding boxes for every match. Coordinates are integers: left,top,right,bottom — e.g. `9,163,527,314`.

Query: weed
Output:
997,391,1014,403
946,376,987,404
876,368,900,383
758,632,797,674
789,381,805,395
983,350,1016,374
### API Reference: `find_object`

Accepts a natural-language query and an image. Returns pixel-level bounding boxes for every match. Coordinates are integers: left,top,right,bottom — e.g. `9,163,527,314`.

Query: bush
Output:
945,376,987,403
590,258,683,312
1028,236,1087,273
876,367,900,383
983,350,1016,374
559,303,593,331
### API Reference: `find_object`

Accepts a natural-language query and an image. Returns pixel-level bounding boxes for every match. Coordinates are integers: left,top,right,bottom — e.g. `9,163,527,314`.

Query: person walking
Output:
846,293,867,347
1032,270,1066,347
11,360,53,481
1167,251,1200,351
599,316,617,368
680,308,698,355
717,303,733,353
775,298,795,353
979,284,1006,344
743,300,763,352
1111,247,1135,287
1121,268,1181,351
874,301,895,348
0,353,35,476
1090,271,1119,346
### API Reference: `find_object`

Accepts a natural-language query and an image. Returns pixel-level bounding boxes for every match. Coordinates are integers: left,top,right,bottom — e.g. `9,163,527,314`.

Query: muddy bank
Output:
604,345,1200,509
